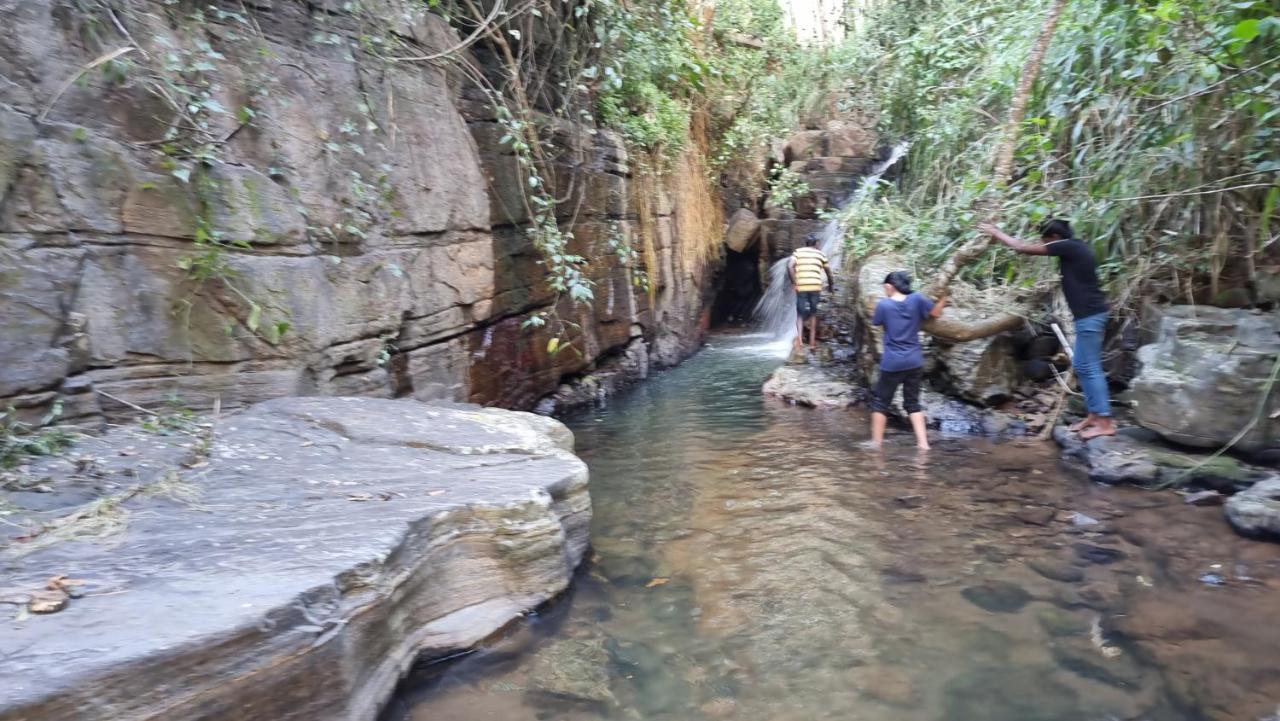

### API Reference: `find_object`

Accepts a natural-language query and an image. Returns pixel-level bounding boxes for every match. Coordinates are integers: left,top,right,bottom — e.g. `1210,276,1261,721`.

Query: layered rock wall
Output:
0,0,719,424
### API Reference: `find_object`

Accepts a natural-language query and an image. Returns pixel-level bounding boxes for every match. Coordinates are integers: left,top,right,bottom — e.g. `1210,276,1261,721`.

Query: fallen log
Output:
856,254,1028,343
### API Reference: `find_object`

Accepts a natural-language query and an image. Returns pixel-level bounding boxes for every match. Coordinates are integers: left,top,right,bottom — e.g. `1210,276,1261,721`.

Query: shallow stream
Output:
388,334,1280,721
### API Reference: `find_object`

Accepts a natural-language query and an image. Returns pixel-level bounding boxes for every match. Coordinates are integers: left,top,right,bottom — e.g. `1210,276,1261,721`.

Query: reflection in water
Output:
390,334,1280,721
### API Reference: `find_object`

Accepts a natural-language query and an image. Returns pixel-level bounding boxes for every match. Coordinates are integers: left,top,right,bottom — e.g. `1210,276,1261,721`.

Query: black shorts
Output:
872,367,924,414
796,291,821,318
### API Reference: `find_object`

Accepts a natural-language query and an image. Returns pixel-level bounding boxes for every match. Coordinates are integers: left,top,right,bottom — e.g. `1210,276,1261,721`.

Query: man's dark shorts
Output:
796,291,821,319
872,367,924,414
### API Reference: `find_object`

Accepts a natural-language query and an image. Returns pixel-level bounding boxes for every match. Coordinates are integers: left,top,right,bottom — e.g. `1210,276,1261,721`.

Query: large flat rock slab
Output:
0,397,590,721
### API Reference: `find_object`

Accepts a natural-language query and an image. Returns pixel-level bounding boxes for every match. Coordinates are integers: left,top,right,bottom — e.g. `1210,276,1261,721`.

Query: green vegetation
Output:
833,0,1280,308
1,404,77,470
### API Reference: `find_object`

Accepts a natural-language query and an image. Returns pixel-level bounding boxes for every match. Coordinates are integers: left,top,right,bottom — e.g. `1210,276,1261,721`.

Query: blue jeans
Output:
1074,312,1111,416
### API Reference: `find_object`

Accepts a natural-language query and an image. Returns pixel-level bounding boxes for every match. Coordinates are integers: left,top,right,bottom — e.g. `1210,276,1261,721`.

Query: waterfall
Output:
751,141,910,352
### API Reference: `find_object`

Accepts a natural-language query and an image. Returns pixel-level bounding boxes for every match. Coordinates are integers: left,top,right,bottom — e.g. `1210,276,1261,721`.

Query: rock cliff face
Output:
0,0,720,425
0,397,590,721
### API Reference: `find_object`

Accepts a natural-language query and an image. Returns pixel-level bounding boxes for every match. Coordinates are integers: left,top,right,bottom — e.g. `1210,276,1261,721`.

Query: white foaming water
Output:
749,142,910,354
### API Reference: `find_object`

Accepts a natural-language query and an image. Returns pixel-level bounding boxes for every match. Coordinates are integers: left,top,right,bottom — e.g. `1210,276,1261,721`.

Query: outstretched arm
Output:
824,265,835,292
929,295,948,318
978,222,1049,256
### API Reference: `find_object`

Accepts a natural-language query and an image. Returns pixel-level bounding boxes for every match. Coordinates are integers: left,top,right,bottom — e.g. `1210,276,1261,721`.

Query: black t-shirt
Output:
1045,239,1108,318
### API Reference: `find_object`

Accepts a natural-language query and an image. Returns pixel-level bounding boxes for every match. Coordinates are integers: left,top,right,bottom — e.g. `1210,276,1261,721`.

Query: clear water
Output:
390,334,1280,721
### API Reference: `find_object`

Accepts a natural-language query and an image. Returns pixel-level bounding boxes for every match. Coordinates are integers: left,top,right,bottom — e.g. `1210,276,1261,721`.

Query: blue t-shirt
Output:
872,293,935,371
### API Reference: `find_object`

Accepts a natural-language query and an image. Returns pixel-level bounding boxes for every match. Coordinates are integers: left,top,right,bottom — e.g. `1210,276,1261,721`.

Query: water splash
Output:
750,141,910,354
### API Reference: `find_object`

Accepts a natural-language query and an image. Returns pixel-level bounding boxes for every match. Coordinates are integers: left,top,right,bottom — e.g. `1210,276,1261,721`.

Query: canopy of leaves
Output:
835,0,1279,310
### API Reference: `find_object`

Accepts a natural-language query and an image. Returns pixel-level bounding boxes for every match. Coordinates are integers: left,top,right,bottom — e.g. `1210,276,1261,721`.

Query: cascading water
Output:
751,142,910,352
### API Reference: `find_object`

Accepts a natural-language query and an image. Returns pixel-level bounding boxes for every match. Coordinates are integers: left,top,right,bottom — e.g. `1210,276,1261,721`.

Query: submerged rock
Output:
1132,306,1280,455
0,397,591,721
1050,639,1145,689
961,581,1032,613
943,666,1080,721
524,638,616,708
1225,479,1280,540
1073,542,1127,565
1036,607,1091,637
1027,558,1085,583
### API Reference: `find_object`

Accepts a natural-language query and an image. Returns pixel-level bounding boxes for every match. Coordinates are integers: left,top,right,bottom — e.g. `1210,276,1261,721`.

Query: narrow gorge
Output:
3,0,1279,720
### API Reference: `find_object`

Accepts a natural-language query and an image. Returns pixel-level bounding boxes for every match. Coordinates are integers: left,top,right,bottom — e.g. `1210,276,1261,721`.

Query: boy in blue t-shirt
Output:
870,271,947,450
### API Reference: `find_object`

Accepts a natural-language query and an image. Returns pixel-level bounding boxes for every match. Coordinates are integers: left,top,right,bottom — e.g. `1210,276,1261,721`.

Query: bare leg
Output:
1080,415,1116,440
808,315,819,351
794,314,803,350
909,412,930,450
870,412,887,449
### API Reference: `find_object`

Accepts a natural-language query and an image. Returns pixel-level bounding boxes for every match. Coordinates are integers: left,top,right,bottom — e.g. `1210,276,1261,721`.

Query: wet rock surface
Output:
760,362,1029,437
1225,479,1280,539
0,397,590,721
762,363,861,409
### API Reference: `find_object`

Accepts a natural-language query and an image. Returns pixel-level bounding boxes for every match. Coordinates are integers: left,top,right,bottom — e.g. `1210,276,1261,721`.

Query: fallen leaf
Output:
645,577,669,588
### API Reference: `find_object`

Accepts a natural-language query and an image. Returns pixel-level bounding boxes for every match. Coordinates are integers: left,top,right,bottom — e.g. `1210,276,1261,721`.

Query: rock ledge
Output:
0,397,590,721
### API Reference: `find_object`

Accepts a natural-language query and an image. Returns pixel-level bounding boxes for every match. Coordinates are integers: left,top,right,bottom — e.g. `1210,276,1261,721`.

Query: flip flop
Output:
1079,427,1116,441
1069,418,1093,433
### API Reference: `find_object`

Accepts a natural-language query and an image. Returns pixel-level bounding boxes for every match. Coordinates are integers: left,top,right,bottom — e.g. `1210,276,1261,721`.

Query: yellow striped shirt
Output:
792,247,829,292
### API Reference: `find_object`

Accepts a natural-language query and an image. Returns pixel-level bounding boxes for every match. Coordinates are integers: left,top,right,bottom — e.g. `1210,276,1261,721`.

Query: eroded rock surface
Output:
0,397,590,721
1132,306,1280,454
0,1,717,425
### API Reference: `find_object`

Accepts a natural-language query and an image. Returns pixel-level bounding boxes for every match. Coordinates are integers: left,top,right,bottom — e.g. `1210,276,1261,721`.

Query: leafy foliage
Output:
836,0,1280,308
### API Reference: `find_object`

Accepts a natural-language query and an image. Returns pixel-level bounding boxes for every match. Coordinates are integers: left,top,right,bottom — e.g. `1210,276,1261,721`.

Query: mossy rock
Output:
1147,450,1255,491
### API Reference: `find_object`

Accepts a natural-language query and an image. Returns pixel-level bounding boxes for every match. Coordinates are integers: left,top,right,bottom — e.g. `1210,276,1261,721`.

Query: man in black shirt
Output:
979,219,1114,439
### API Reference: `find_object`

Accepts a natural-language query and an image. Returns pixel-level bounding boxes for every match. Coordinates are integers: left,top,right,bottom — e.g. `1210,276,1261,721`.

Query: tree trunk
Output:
921,313,1025,343
929,0,1070,298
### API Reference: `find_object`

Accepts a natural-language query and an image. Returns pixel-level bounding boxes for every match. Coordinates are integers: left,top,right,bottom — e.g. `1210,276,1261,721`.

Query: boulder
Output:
1225,478,1280,540
1132,306,1280,454
782,129,825,164
763,364,860,409
724,208,761,253
0,397,591,721
933,331,1024,406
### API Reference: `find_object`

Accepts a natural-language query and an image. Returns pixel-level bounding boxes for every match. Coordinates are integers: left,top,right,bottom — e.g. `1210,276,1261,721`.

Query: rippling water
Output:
390,334,1280,721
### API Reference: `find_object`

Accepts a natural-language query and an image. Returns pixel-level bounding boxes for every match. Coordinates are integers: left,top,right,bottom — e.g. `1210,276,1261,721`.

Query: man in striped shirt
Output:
789,234,834,352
